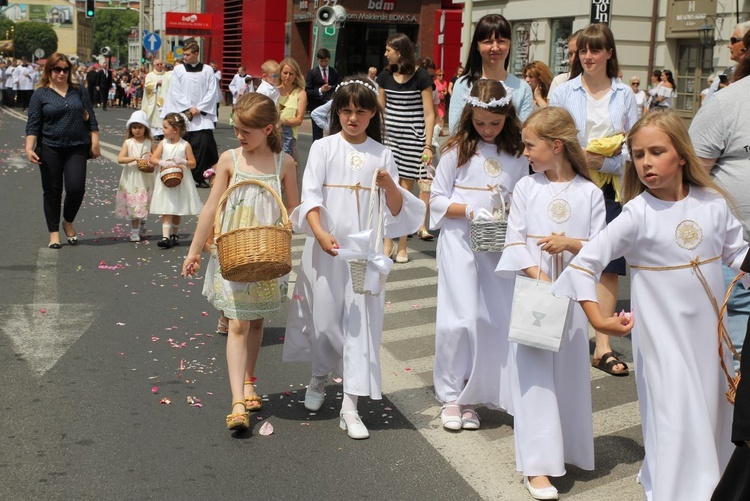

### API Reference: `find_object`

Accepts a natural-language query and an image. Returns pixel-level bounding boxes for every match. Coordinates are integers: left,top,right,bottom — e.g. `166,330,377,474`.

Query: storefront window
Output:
512,22,531,77
550,18,574,76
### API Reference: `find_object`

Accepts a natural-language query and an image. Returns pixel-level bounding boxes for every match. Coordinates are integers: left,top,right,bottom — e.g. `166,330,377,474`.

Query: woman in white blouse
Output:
655,69,676,109
629,75,647,117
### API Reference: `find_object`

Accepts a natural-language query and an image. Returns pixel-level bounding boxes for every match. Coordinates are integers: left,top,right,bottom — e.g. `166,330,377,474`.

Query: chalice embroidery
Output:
547,199,572,224
675,220,703,250
347,151,366,171
484,157,503,177
532,311,546,327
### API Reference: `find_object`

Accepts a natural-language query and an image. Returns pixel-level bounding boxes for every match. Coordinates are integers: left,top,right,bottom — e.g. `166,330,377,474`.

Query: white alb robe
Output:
283,133,426,399
13,64,35,91
142,70,171,132
429,142,527,410
496,173,606,476
162,63,216,131
228,73,253,104
551,187,747,500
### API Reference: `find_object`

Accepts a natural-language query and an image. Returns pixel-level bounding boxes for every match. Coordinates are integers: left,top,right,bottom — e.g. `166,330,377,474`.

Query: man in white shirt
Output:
14,57,36,111
210,61,222,127
703,21,750,102
162,42,218,188
228,65,253,125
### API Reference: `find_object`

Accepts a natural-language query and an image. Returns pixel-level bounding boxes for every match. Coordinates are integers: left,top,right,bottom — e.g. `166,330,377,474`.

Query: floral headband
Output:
465,83,514,109
178,112,190,124
336,79,378,95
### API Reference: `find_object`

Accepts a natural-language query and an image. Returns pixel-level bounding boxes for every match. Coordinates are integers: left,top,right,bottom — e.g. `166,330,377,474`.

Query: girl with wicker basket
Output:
496,107,607,500
552,110,749,501
182,93,299,432
283,76,425,440
430,80,528,433
149,112,202,249
116,110,155,242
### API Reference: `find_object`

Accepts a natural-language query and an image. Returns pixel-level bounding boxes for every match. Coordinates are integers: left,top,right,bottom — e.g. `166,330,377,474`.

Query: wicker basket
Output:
160,165,183,187
349,171,389,296
417,161,432,194
137,153,154,173
719,273,744,404
215,179,292,283
468,193,507,253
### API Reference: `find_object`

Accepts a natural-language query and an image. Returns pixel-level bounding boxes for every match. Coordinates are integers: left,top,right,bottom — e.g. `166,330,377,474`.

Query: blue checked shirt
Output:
549,75,638,175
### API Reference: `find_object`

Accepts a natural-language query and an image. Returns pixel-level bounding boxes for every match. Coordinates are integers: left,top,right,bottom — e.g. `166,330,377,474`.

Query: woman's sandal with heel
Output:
226,400,249,431
244,380,262,412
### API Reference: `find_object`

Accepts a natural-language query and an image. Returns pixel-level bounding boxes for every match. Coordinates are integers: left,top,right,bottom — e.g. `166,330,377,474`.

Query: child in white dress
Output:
496,107,607,500
116,110,155,242
183,94,298,431
552,110,749,501
430,80,527,431
149,112,202,248
283,76,426,439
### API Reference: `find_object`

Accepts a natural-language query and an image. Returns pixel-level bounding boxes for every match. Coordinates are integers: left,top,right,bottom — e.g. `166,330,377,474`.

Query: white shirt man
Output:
703,21,750,102
228,65,253,104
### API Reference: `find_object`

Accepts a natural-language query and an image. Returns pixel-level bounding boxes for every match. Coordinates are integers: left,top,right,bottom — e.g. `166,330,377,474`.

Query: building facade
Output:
463,0,748,119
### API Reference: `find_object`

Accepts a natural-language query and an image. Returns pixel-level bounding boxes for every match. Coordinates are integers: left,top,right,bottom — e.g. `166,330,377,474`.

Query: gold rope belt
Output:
323,182,372,214
453,183,498,192
629,255,721,271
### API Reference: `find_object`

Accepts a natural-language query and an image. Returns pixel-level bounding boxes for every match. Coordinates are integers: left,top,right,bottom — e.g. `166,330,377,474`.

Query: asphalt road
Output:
0,104,642,501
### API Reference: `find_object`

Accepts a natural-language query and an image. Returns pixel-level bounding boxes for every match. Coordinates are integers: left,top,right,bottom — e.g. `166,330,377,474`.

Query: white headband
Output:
178,112,190,124
465,82,514,109
336,79,378,95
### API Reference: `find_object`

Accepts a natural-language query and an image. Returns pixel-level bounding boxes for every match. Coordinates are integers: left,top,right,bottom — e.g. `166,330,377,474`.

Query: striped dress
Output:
376,67,433,180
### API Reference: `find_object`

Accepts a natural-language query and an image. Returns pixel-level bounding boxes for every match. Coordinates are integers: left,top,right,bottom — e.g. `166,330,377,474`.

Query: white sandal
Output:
461,407,480,430
440,403,462,431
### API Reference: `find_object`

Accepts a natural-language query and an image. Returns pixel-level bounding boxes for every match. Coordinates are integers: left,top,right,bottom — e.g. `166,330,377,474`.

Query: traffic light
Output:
85,0,95,18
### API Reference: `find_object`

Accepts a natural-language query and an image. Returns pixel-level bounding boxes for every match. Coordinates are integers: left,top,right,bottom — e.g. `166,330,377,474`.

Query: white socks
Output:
309,374,328,394
341,392,358,413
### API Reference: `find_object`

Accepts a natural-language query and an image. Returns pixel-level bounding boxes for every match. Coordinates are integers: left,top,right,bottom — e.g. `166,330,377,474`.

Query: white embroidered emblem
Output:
675,220,703,250
347,151,366,171
483,157,503,177
547,199,571,223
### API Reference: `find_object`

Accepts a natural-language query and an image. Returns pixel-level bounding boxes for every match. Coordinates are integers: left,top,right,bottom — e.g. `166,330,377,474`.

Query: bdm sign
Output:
590,0,611,24
165,12,213,36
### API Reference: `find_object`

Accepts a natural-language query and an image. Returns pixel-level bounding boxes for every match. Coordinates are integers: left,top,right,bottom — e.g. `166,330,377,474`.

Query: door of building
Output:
674,40,713,118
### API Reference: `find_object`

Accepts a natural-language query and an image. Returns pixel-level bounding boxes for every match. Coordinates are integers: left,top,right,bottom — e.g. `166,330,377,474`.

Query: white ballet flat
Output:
440,404,462,431
339,410,370,439
524,477,559,500
461,407,480,430
304,386,325,412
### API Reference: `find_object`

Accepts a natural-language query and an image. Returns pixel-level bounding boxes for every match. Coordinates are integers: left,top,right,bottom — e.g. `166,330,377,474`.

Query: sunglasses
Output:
52,66,70,74
631,82,640,85
730,37,742,45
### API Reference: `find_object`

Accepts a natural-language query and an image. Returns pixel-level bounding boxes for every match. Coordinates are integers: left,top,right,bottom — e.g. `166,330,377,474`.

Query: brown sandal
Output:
592,351,630,376
226,400,249,430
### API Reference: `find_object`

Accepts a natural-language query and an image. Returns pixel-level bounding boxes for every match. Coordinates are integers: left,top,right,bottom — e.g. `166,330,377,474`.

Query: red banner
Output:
165,12,213,31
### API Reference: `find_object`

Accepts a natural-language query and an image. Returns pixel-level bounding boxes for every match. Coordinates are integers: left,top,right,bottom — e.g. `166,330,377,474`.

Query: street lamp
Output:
698,16,717,46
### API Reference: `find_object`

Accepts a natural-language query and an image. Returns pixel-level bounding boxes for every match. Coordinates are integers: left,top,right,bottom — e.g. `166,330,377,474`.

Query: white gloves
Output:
465,205,494,221
474,208,495,221
489,185,508,211
158,160,172,168
174,158,187,166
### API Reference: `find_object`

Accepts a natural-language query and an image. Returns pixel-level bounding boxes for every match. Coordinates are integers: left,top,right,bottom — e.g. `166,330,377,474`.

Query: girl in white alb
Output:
149,112,202,248
116,110,155,242
551,110,747,501
430,80,527,431
496,107,606,500
283,77,426,440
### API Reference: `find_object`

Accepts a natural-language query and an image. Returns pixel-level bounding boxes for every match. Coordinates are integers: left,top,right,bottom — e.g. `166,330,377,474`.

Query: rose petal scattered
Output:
201,311,208,317
151,386,159,394
39,309,47,314
259,421,274,436
332,377,343,383
300,422,310,426
293,294,304,301
160,397,171,405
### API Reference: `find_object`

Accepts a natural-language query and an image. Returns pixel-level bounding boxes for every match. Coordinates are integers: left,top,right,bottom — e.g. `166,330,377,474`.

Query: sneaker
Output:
129,232,141,242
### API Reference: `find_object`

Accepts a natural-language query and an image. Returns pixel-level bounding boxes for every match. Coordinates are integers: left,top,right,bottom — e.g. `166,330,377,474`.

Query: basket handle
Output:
493,186,507,221
214,178,291,239
364,170,385,254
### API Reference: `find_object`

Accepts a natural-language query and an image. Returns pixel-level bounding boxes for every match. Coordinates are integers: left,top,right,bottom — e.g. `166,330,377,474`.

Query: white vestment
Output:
228,73,253,104
283,133,426,399
429,142,527,410
551,187,747,500
497,173,606,476
162,63,216,131
142,70,171,132
14,64,35,91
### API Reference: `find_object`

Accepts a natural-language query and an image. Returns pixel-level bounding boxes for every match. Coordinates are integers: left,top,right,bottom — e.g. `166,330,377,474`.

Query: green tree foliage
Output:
14,22,57,60
0,18,14,40
92,9,138,65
